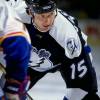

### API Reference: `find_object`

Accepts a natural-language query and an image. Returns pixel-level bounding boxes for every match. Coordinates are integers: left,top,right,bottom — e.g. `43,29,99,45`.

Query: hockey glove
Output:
3,76,30,100
82,92,100,100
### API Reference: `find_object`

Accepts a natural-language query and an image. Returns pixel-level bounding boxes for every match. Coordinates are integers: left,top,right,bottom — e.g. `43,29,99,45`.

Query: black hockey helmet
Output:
25,0,57,14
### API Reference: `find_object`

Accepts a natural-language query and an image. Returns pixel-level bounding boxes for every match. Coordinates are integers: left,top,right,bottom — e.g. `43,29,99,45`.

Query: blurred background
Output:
57,0,100,19
56,0,100,45
28,0,100,99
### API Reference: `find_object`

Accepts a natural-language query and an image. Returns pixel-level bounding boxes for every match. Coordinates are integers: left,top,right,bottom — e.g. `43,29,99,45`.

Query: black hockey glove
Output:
82,92,100,100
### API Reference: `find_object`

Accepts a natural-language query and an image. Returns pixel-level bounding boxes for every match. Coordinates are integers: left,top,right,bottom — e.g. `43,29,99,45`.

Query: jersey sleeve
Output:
0,1,8,33
64,24,82,59
50,11,83,59
1,36,31,81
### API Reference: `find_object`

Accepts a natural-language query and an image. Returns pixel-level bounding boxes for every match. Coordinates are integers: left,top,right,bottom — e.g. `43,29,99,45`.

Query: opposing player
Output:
5,0,31,23
0,0,31,99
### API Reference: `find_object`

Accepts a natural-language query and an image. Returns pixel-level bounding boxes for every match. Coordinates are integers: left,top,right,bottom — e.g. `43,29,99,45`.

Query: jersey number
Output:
70,60,87,79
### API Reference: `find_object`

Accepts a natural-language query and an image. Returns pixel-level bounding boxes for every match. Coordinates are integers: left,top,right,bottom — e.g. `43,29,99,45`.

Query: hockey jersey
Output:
25,10,87,72
25,11,98,93
0,0,30,43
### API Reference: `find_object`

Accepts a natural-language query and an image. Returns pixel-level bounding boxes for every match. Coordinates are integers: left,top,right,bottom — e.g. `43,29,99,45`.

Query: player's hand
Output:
3,76,30,100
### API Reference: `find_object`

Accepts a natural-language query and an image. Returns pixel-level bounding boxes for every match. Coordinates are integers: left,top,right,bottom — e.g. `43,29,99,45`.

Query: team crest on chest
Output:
29,46,53,72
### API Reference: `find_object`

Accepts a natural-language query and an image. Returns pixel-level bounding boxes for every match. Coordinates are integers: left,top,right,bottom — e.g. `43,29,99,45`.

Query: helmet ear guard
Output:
24,0,57,14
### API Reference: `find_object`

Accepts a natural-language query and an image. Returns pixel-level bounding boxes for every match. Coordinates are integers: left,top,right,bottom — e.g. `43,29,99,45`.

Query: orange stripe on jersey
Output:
0,32,27,44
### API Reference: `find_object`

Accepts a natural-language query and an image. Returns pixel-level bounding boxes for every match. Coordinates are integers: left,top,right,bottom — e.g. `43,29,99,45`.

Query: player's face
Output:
33,11,56,32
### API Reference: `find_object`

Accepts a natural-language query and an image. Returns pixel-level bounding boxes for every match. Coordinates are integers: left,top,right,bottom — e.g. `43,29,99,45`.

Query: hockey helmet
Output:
25,0,57,14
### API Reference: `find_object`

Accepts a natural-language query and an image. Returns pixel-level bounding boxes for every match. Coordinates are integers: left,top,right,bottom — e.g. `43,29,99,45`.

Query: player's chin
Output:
41,27,51,32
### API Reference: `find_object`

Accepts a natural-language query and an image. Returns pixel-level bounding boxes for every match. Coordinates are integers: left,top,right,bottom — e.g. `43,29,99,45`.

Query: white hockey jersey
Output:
0,0,31,44
5,0,31,23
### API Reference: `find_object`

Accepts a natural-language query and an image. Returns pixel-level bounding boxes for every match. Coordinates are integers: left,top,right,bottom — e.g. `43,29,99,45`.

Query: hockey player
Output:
22,0,100,100
0,0,31,99
5,0,100,100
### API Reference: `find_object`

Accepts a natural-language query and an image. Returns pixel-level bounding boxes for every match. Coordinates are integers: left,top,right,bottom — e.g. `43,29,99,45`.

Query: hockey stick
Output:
0,62,6,94
26,92,34,100
0,63,6,75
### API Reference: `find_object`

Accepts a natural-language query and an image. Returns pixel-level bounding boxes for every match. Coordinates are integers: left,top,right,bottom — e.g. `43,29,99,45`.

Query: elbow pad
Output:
1,36,31,81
